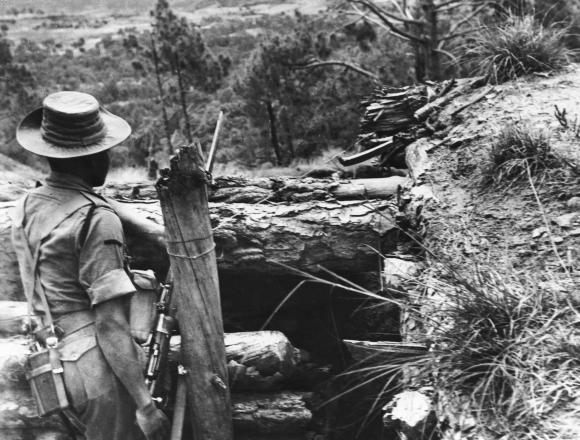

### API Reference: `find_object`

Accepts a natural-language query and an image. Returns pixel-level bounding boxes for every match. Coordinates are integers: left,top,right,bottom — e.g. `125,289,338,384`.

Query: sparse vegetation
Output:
485,122,560,184
421,260,579,439
463,15,571,83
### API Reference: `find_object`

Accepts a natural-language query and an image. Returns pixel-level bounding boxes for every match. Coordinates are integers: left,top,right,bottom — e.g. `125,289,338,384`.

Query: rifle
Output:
144,271,175,401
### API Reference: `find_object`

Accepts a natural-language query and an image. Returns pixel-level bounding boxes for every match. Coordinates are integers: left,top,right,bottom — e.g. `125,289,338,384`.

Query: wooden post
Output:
156,145,233,440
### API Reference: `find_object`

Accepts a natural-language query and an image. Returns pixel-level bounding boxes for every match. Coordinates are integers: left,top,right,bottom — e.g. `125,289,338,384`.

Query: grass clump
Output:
486,122,560,184
465,15,571,83
424,264,580,438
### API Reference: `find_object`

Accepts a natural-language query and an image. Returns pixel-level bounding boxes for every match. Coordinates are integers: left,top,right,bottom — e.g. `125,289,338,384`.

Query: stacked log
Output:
0,324,323,439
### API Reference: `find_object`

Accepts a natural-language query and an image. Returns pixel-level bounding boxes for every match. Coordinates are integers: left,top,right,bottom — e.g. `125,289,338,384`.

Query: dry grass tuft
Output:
464,15,571,84
423,262,580,438
484,122,561,184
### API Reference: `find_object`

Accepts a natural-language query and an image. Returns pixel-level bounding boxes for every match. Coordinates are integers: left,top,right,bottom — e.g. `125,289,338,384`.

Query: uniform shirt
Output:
13,172,135,319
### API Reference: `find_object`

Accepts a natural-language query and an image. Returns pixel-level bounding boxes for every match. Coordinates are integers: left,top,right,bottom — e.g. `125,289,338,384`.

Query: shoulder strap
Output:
12,192,97,330
77,191,117,247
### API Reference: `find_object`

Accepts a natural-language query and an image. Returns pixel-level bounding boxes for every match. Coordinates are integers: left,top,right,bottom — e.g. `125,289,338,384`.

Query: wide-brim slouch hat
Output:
16,91,131,159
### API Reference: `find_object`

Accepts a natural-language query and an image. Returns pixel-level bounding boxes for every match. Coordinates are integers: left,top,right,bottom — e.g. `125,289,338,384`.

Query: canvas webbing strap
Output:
12,193,99,331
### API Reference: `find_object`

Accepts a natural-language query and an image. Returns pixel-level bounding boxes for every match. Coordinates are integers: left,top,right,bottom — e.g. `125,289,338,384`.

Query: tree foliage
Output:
235,13,376,165
151,0,229,93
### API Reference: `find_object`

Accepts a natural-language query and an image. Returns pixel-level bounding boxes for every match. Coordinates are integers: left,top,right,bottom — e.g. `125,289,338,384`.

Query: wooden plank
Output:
156,145,233,440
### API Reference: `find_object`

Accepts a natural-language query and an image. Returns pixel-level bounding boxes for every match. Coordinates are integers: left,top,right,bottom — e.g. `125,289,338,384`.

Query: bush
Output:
463,15,571,83
486,122,560,183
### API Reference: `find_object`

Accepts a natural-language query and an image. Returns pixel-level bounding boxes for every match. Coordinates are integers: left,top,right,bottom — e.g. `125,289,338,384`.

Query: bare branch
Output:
434,48,460,66
439,26,482,43
347,0,427,43
293,59,380,82
437,1,490,13
442,2,489,40
435,0,464,10
385,0,406,16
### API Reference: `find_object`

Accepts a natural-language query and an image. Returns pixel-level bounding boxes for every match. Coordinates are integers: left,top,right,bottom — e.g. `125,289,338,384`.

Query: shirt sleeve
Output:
78,206,136,306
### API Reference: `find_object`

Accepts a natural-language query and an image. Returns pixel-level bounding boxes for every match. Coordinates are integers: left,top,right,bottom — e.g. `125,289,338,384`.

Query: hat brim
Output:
16,107,131,159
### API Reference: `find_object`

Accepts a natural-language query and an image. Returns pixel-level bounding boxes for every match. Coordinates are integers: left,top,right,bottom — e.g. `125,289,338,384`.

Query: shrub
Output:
486,122,560,184
464,15,571,83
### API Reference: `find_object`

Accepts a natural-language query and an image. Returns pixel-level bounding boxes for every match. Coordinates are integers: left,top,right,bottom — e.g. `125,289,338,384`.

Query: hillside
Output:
400,67,580,439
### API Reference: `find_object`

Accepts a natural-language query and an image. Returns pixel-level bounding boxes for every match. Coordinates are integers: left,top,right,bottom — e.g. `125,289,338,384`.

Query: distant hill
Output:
0,0,281,15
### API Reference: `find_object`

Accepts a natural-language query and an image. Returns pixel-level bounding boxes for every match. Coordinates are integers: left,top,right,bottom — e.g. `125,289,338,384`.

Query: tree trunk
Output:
174,53,193,145
424,0,441,81
280,107,295,161
266,100,283,166
150,36,173,153
102,175,408,203
156,146,233,440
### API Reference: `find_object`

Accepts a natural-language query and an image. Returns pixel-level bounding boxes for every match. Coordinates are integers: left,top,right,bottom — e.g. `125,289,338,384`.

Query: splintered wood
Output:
156,145,233,440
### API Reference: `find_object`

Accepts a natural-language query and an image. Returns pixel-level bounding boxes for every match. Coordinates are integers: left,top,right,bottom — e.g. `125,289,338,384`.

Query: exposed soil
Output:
414,66,580,439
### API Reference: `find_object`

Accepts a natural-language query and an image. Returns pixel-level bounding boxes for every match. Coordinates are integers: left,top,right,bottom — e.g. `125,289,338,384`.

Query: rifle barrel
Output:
205,110,224,174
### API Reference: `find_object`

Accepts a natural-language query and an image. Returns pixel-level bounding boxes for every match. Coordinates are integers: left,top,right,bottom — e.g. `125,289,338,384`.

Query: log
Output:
1,326,326,392
169,332,330,392
0,198,397,300
127,198,398,277
156,146,233,440
231,392,312,435
0,195,398,302
102,175,408,203
405,138,431,183
0,338,312,437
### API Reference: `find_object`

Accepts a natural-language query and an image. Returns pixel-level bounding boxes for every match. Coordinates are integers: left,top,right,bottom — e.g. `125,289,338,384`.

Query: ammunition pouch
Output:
130,269,159,344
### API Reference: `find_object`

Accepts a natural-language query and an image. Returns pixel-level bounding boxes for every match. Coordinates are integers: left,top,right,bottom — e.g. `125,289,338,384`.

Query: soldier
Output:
11,91,170,440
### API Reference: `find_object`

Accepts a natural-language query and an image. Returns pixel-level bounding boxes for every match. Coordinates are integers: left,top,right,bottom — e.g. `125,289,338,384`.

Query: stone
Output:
383,258,420,289
383,391,437,440
553,213,580,229
567,197,580,211
532,227,548,239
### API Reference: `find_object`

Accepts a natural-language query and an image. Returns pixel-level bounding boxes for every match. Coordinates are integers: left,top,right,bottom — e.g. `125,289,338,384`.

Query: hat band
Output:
40,107,107,148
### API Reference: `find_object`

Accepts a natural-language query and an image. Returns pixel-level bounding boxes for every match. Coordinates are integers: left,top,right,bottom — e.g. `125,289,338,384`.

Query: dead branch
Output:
294,59,379,82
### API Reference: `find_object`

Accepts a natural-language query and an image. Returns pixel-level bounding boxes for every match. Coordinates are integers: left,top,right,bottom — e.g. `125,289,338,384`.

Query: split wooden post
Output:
156,145,233,440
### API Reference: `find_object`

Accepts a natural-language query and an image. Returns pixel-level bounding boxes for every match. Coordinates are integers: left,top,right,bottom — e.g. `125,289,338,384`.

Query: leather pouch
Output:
25,347,69,416
130,269,159,344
